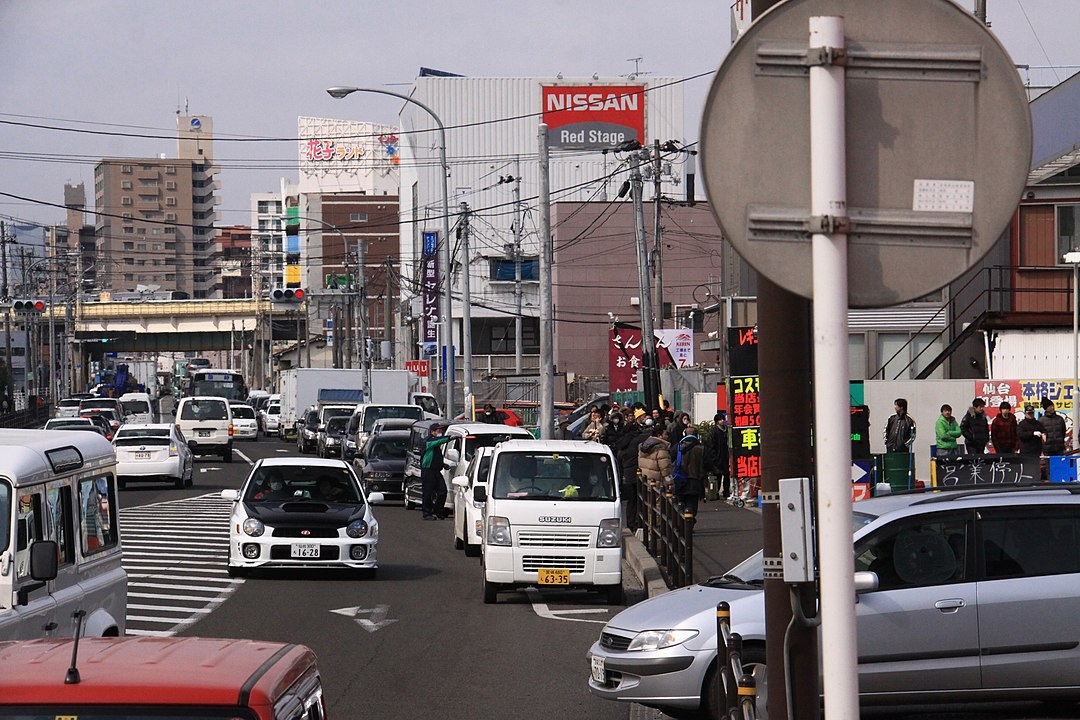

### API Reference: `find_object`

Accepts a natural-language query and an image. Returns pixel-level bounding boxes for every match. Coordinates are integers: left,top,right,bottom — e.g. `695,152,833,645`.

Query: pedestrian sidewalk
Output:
624,496,763,599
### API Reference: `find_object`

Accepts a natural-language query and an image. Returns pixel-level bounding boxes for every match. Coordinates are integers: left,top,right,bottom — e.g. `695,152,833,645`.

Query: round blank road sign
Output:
699,0,1032,308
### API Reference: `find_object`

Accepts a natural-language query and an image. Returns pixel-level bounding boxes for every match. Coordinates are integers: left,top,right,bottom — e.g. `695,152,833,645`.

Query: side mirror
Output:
29,540,58,582
367,491,386,505
473,485,487,503
451,475,469,489
444,448,460,465
220,489,240,501
853,570,879,594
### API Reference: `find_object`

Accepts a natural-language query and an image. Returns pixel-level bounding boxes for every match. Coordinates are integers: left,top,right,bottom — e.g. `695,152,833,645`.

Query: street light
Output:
327,85,455,420
1065,251,1080,450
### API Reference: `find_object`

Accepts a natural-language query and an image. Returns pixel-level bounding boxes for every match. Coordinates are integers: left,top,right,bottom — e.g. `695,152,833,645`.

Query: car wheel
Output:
482,576,503,604
223,447,233,463
454,525,464,550
174,475,184,489
699,644,767,720
603,584,623,606
464,539,481,558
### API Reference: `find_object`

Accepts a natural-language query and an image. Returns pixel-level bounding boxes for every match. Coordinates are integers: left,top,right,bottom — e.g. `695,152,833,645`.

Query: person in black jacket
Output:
960,398,990,454
1038,397,1068,456
1016,403,1044,457
704,412,731,500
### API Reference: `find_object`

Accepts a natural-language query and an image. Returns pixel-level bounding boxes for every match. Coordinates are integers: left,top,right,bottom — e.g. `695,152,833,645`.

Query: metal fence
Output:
634,474,695,588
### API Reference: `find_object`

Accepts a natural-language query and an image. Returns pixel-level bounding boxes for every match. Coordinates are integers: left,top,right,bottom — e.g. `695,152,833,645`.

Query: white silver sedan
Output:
113,423,194,489
230,403,260,441
451,445,493,557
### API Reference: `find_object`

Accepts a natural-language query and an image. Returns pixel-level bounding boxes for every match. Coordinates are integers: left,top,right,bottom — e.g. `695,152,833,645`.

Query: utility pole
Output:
537,125,554,439
630,151,659,411
652,140,665,328
459,202,473,416
384,258,393,368
512,156,524,375
1,222,13,398
357,236,370,401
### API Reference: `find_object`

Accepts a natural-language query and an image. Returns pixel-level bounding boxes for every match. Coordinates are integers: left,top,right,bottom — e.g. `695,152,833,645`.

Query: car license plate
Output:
538,568,570,585
133,451,151,460
591,655,606,684
291,544,320,558
198,429,211,438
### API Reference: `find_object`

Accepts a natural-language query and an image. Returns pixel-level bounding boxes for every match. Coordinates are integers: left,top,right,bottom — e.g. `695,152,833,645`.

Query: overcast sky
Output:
1,0,1076,234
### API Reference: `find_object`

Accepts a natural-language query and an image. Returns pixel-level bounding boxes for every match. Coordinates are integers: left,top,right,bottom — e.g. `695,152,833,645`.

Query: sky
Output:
1,0,1078,236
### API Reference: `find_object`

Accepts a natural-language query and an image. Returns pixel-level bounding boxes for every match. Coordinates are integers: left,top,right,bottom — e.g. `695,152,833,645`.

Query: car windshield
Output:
464,433,527,461
491,451,616,500
115,435,171,447
367,436,408,461
181,401,228,421
58,399,82,408
244,466,362,504
363,406,423,433
326,417,348,434
122,400,151,414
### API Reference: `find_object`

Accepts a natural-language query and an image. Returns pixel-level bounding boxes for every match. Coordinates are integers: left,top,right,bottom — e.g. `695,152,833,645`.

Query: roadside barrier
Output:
716,601,758,720
636,475,694,588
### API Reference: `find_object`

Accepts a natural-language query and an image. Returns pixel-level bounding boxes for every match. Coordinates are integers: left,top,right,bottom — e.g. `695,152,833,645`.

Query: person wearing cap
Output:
674,432,706,524
420,423,453,520
1017,403,1044,457
990,401,1020,455
555,417,574,440
1038,397,1068,456
960,398,990,454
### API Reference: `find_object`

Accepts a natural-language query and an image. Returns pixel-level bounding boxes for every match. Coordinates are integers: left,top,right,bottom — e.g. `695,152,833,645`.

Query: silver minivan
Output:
587,484,1080,716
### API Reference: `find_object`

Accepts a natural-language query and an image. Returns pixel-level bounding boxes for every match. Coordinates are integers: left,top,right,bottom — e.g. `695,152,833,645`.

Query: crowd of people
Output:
884,394,1072,461
570,401,731,528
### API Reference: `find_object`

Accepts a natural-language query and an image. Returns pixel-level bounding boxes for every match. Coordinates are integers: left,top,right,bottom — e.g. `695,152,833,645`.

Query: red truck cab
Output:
0,636,326,720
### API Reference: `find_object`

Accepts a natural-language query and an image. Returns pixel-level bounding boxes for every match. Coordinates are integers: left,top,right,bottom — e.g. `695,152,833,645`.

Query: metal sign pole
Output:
809,16,858,720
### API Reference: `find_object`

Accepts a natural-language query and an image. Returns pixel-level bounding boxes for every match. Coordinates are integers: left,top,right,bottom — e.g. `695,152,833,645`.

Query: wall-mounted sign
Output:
542,85,645,150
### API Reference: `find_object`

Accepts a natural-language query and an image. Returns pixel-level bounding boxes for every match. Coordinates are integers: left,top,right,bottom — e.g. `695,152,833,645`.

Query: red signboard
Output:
405,360,430,377
542,85,646,150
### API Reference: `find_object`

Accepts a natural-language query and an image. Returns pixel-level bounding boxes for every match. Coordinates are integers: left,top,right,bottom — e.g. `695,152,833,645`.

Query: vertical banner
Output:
609,323,643,393
728,326,761,487
284,199,301,287
422,231,439,355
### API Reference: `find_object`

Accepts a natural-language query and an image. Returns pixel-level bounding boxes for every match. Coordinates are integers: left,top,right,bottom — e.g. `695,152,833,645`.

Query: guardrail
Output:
635,474,695,588
715,601,758,720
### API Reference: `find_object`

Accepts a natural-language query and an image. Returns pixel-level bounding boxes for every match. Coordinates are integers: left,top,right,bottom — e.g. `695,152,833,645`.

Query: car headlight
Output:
626,629,699,652
487,516,511,546
347,519,370,538
597,517,621,548
242,518,264,537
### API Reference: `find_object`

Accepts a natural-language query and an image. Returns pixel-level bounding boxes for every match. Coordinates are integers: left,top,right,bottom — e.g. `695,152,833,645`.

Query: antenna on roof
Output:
65,609,86,684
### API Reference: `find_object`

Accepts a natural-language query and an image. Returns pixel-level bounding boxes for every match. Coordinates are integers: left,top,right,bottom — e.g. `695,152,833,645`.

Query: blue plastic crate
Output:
1048,455,1077,483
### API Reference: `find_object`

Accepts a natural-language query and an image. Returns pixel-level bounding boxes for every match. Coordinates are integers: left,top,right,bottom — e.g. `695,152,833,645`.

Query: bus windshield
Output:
189,371,247,402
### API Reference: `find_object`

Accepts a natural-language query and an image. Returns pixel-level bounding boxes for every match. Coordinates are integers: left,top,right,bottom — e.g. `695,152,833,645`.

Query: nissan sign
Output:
542,85,645,150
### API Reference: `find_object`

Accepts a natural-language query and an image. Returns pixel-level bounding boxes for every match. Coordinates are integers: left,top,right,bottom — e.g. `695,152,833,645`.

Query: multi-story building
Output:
94,115,220,297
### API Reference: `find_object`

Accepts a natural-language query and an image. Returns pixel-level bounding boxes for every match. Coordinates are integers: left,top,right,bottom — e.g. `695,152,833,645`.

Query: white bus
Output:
0,429,126,640
188,368,248,403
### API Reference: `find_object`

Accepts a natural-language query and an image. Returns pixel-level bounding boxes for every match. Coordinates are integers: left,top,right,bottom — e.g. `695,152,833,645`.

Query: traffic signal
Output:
12,299,45,314
269,288,305,303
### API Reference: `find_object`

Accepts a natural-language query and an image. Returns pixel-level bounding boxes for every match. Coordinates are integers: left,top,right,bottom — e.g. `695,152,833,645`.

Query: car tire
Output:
464,540,481,558
174,475,184,489
482,576,503,604
603,584,623,606
699,644,766,720
223,447,233,463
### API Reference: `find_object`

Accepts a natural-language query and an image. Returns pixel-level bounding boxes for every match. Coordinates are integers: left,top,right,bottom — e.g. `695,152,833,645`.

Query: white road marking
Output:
524,588,610,624
331,604,399,632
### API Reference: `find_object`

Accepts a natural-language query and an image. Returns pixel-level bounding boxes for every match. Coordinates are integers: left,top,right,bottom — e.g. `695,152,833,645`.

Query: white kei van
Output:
119,392,156,424
0,429,127,640
478,439,623,605
175,396,234,462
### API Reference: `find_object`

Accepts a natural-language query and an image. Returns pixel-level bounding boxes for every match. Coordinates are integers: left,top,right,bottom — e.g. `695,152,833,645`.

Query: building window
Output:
164,227,176,235
166,197,176,206
123,227,134,234
121,165,132,173
166,181,177,190
472,317,540,355
121,197,132,206
121,213,133,221
165,213,177,221
140,164,153,171
489,257,539,281
166,166,176,175
121,181,133,190
1058,204,1080,262
123,242,134,251
350,213,369,223
136,228,146,235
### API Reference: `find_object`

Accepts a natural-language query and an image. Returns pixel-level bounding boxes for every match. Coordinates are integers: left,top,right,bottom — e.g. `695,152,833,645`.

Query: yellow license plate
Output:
537,568,570,585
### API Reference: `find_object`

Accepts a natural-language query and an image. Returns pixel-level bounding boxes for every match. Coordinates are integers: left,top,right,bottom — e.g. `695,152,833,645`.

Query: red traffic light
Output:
33,300,45,312
292,288,305,300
